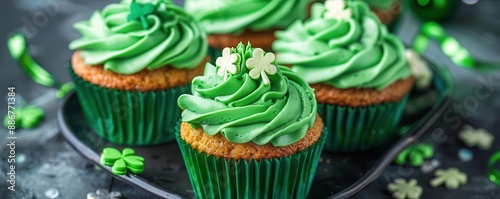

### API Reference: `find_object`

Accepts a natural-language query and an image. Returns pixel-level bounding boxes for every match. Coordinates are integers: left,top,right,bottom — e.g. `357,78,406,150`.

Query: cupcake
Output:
68,0,208,146
184,0,310,62
361,0,401,26
176,43,326,198
273,0,413,151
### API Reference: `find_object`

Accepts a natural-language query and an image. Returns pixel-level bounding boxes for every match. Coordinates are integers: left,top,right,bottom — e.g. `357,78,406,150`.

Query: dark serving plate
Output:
58,57,452,199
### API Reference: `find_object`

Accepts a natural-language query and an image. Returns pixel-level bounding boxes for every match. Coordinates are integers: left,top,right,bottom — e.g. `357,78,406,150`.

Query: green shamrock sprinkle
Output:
245,48,277,86
387,178,423,199
459,125,494,150
430,167,467,190
4,105,44,129
100,147,145,175
127,1,156,29
215,47,240,80
395,143,434,167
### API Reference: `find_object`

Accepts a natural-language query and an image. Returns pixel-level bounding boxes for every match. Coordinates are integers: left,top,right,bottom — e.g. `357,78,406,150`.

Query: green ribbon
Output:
56,82,74,99
8,32,75,99
413,22,500,71
489,151,500,185
7,33,57,87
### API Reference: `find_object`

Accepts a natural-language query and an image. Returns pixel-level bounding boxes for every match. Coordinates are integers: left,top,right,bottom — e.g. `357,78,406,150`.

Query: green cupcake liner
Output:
68,63,190,146
317,95,409,152
176,126,326,199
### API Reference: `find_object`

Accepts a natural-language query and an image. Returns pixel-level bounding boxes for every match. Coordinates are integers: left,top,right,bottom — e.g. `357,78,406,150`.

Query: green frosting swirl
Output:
273,1,410,90
184,0,309,34
178,43,317,147
69,0,207,75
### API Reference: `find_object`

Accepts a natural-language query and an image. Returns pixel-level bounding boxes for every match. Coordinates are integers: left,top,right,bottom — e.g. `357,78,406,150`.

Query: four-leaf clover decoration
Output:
246,48,278,86
127,1,156,29
4,105,44,129
324,0,352,20
459,125,494,150
387,178,423,199
430,167,467,190
395,143,434,167
100,147,145,175
216,47,240,80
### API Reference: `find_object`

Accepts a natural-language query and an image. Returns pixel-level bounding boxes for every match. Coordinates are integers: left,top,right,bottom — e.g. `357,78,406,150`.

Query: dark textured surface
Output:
1,0,500,199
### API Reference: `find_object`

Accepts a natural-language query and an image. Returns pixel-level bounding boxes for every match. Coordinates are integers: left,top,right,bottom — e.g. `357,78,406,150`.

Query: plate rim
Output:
57,92,185,199
58,56,452,199
329,54,453,198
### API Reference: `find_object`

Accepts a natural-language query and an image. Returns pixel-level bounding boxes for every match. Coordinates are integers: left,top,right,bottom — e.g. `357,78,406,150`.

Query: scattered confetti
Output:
100,147,145,175
16,153,26,164
387,178,422,199
87,189,122,199
430,167,467,190
459,125,494,150
395,143,434,167
45,188,59,199
458,148,473,162
420,159,440,174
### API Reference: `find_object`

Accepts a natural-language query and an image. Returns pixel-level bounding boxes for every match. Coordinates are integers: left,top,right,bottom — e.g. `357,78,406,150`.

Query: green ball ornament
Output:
409,0,458,21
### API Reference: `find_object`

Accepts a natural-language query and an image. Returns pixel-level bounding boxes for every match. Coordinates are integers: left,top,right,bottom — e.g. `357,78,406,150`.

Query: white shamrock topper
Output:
245,48,277,86
430,167,467,190
459,125,494,150
216,47,240,80
387,178,423,199
406,49,432,89
324,0,352,20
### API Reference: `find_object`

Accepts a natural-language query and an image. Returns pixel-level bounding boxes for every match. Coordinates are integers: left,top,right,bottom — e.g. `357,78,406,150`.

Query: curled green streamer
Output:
413,22,499,71
489,151,500,185
7,33,56,87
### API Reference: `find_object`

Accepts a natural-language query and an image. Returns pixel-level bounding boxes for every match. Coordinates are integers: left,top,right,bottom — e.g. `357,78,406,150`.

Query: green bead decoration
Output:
412,21,500,71
412,34,429,54
408,0,458,22
489,151,500,185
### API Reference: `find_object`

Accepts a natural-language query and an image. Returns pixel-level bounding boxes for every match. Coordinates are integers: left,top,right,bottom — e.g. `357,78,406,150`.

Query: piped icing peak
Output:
69,0,207,75
273,0,410,90
184,0,310,34
178,43,317,147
